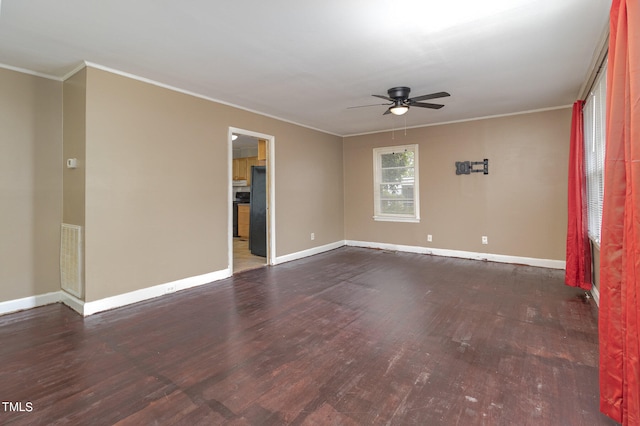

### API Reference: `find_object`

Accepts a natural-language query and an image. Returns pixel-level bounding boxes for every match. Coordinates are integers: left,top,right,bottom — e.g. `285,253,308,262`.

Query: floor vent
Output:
60,224,83,298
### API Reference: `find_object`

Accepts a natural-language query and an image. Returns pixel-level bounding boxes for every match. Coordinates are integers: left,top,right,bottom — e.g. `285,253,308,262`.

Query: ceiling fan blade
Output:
409,91,451,102
347,102,392,109
372,94,393,101
411,102,444,109
383,108,392,115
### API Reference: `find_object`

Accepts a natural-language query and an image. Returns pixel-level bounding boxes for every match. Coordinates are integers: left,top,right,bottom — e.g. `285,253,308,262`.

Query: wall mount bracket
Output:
455,159,489,175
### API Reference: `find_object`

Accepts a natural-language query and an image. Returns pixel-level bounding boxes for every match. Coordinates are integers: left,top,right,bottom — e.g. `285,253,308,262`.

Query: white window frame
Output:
583,58,607,247
373,144,420,223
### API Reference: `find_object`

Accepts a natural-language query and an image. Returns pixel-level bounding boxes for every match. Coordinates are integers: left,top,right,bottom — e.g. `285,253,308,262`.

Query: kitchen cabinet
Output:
237,204,250,239
233,156,259,183
258,139,267,163
233,158,247,180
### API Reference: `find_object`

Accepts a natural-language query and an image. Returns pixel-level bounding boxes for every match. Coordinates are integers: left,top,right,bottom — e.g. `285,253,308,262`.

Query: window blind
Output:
583,59,607,245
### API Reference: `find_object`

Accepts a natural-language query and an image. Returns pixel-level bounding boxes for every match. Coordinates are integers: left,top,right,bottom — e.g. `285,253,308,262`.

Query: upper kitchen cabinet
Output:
233,158,248,180
258,139,267,164
233,156,259,184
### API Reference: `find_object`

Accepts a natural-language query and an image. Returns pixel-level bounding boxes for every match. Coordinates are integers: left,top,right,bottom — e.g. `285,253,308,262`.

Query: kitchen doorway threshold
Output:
233,238,266,273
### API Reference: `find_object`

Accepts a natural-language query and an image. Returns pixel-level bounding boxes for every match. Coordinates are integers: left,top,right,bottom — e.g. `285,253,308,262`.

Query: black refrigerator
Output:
249,166,267,257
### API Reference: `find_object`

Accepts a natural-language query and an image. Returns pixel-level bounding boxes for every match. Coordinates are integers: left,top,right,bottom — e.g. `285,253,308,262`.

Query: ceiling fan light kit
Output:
390,102,409,116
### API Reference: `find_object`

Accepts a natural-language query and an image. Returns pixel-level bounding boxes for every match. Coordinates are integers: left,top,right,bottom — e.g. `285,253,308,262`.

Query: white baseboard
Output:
0,291,62,316
345,240,566,270
273,241,346,265
0,242,569,318
0,269,232,318
80,268,231,316
59,291,84,315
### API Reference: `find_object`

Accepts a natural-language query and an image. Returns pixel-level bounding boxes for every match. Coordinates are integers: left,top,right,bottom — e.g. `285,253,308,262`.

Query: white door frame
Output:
228,127,276,271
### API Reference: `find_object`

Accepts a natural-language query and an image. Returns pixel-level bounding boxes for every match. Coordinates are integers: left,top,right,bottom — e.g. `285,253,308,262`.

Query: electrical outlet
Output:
166,284,176,294
311,232,315,241
482,236,488,245
427,234,433,242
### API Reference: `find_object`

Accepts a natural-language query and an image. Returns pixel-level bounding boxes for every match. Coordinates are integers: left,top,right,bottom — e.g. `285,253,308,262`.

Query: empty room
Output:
1,1,637,425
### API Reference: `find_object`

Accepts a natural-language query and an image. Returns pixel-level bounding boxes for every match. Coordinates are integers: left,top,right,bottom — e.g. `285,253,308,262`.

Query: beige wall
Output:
81,67,344,301
63,68,87,228
2,61,572,307
0,64,343,306
267,124,344,255
344,108,571,261
0,68,63,302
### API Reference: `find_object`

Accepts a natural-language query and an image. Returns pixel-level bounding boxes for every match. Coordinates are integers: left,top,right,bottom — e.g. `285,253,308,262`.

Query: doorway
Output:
229,128,274,274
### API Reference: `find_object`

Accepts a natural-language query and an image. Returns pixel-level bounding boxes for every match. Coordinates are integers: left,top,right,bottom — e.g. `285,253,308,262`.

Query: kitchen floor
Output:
233,238,266,273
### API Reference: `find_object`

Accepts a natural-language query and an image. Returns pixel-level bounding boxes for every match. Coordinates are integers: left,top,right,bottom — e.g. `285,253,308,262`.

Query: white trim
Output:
373,144,420,222
346,240,566,270
228,127,276,268
0,62,63,81
0,291,61,316
0,242,579,318
0,60,572,139
268,137,276,261
590,284,600,307
1,59,572,139
0,269,231,318
81,269,230,316
61,61,88,81
84,62,340,137
345,105,573,138
228,129,234,273
373,216,420,223
60,291,84,315
273,241,345,265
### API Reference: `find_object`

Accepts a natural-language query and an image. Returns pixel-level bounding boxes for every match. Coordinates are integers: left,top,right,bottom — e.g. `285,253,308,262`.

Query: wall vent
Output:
60,224,83,298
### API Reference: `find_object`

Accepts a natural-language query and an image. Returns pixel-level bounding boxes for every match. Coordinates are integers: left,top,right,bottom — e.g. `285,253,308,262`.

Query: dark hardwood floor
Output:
0,247,617,425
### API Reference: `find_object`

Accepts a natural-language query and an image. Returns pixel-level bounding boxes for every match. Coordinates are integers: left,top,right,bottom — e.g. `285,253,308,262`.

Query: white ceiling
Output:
0,0,610,136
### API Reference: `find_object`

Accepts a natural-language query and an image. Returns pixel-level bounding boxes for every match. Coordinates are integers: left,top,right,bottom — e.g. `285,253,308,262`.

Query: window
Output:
583,58,607,245
373,144,420,222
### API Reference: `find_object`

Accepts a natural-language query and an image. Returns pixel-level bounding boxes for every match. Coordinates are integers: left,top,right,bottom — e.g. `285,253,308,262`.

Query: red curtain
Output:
565,101,592,291
599,0,640,424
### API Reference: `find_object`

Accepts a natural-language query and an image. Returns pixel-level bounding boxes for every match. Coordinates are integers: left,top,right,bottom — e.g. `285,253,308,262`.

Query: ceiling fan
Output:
349,87,450,116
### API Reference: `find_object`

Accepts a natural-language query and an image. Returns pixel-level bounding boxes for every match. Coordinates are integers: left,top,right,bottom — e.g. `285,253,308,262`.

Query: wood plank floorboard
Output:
0,247,617,425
